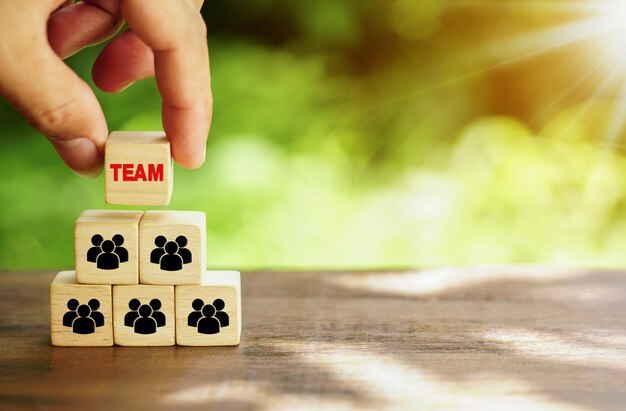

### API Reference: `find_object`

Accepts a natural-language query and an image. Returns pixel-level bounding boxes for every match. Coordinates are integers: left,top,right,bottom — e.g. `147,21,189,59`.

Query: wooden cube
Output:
175,271,241,346
50,271,113,346
112,285,175,346
75,210,143,285
105,131,173,206
139,211,206,285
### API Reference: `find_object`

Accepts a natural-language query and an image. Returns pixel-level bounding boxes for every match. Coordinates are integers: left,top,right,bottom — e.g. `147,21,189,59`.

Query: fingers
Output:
92,0,204,92
48,1,123,59
92,31,155,93
0,41,108,177
47,0,212,169
115,0,211,169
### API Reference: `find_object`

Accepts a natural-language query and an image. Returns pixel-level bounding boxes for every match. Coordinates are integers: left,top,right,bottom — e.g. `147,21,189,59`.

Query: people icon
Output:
86,234,128,270
187,299,204,327
112,234,128,263
124,298,141,327
86,235,103,262
149,235,192,271
150,236,167,264
73,304,96,334
87,299,105,327
149,299,166,327
63,298,79,326
96,240,119,270
134,305,157,334
175,236,192,264
160,241,183,271
124,298,166,334
187,298,230,335
212,299,230,327
197,305,221,334
63,298,105,335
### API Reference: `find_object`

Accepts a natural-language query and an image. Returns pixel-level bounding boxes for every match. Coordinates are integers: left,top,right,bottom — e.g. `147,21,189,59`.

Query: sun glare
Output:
592,2,626,64
460,0,626,149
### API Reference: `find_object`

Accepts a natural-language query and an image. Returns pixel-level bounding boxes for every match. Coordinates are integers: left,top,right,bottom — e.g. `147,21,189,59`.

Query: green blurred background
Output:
2,0,626,270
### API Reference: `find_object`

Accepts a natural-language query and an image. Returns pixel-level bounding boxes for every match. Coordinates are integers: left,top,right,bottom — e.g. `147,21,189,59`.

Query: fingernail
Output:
72,165,103,179
116,82,135,93
50,137,103,178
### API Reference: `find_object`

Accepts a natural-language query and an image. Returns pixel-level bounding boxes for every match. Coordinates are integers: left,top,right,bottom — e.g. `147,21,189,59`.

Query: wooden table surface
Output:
0,267,625,410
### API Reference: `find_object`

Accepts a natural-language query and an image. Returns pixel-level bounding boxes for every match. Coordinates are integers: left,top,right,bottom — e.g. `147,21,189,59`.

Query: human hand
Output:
0,0,211,177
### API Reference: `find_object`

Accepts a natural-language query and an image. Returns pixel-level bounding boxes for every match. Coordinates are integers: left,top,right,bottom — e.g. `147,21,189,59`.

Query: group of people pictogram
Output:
150,235,192,271
124,299,166,335
75,233,229,338
63,297,230,337
86,233,192,272
187,298,229,335
63,299,105,334
87,234,128,270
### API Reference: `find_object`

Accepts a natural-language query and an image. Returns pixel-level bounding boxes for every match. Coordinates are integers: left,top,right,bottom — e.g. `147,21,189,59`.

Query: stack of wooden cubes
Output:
50,132,241,347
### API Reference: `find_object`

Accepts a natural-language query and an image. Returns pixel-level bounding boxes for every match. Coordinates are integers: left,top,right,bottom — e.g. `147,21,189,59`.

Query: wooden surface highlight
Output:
3,268,625,410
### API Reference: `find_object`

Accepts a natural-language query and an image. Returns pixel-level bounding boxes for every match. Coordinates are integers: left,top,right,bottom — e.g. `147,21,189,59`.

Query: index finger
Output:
120,0,211,169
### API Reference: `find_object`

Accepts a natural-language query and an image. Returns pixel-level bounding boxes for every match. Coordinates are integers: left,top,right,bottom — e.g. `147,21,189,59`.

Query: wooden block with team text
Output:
139,211,206,285
75,210,143,285
51,271,113,346
105,131,173,206
175,271,241,346
112,285,175,346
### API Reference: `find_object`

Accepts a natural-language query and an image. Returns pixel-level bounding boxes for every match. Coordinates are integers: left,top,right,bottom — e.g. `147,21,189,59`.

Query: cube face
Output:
75,210,143,285
139,211,206,285
105,131,173,206
113,285,175,346
176,271,241,346
51,271,113,346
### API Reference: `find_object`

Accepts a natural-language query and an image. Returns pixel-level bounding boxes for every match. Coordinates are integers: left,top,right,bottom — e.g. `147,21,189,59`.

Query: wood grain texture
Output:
105,131,173,206
50,271,113,346
75,210,143,285
3,268,626,410
176,271,241,346
139,211,206,285
113,285,175,346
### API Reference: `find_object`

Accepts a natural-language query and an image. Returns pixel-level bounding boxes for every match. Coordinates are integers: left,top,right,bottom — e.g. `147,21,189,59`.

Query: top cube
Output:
105,132,173,206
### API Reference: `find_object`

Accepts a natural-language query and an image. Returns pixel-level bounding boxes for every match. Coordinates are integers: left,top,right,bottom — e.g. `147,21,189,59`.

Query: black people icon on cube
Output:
124,299,166,335
187,298,229,335
87,234,129,270
63,298,105,335
150,235,192,271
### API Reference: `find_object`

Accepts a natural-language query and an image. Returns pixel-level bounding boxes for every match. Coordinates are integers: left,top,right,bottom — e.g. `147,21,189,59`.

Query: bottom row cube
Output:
50,270,241,347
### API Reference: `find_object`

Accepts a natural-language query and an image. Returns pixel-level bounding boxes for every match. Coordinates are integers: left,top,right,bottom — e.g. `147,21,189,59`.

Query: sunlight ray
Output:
532,55,615,124
329,0,626,148
274,341,590,411
161,379,365,411
456,17,611,65
348,16,619,121
325,266,592,297
558,60,626,143
479,328,626,370
579,75,626,215
394,0,626,15
600,81,626,148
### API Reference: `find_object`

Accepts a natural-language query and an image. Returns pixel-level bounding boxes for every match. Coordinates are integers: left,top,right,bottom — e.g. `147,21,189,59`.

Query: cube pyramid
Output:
50,131,242,346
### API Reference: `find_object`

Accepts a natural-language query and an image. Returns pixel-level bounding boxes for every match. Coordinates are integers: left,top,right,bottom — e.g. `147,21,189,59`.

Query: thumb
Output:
0,41,108,177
